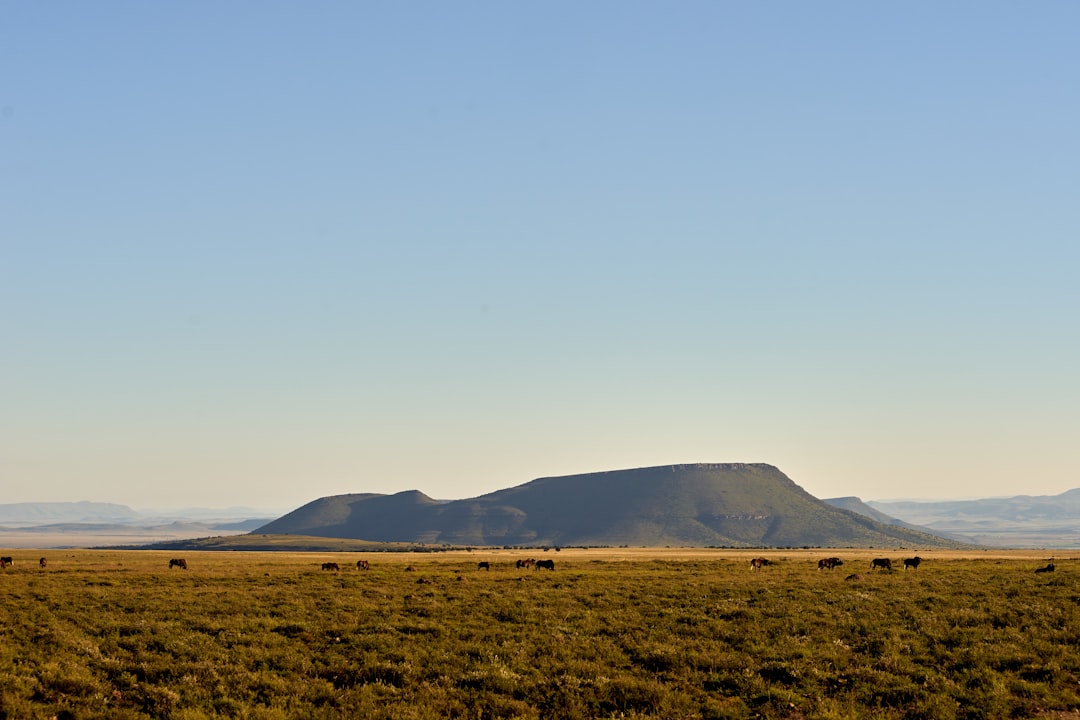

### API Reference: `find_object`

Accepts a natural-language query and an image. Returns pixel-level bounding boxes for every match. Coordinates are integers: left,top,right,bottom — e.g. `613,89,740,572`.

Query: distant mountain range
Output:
254,463,959,549
0,502,282,525
0,502,277,548
0,501,142,524
862,491,1080,548
822,496,969,543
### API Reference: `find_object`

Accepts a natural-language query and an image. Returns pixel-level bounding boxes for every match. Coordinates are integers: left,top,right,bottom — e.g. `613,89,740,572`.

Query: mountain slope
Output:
254,463,959,548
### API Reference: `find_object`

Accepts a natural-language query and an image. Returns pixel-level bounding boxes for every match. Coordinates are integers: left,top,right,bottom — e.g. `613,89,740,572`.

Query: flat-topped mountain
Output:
254,463,959,548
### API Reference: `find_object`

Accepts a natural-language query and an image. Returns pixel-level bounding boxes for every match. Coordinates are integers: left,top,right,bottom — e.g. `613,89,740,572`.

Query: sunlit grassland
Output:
0,549,1077,719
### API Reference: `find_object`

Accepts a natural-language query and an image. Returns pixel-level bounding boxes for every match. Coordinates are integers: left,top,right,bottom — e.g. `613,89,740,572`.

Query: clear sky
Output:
3,3,1078,510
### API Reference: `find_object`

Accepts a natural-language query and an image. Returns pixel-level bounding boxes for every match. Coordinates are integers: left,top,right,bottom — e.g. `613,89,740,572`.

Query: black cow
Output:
321,562,340,571
535,559,555,571
1035,559,1055,574
870,558,892,571
39,557,47,568
818,557,843,570
477,561,490,571
168,558,188,570
903,556,922,571
0,556,12,568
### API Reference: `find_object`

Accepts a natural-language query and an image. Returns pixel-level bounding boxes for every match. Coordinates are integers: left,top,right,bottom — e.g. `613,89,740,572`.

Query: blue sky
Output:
3,3,1078,509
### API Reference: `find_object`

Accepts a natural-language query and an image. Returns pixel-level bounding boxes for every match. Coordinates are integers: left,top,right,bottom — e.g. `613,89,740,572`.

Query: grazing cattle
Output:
516,558,536,569
356,560,370,571
168,558,187,570
903,556,922,571
477,561,490,571
1,556,13,568
39,557,47,568
870,558,892,571
535,559,555,571
845,573,864,581
321,562,340,571
750,557,771,571
818,557,843,570
1035,559,1055,574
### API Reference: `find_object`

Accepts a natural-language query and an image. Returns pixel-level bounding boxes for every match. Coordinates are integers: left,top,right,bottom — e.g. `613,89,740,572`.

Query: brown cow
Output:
321,562,340,571
818,557,843,570
39,557,47,568
168,558,187,570
516,558,535,569
356,559,370,571
903,556,922,571
750,557,771,571
870,558,892,571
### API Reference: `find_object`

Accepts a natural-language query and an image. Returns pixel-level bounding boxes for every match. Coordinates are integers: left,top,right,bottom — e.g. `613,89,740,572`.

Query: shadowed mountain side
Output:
256,491,442,541
825,496,905,524
254,464,960,548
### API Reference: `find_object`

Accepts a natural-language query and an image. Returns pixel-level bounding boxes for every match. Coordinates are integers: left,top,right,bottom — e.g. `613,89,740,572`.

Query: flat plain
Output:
0,548,1077,719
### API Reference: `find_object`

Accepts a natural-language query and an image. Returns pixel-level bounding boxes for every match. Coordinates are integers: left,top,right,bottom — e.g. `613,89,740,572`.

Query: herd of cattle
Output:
749,555,924,573
319,560,371,571
317,558,558,572
162,554,1056,576
0,556,47,569
476,558,555,571
751,554,1058,577
0,555,1062,575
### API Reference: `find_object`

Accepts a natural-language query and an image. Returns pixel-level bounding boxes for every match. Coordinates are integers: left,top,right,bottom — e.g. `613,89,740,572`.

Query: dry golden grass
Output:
1,547,1076,719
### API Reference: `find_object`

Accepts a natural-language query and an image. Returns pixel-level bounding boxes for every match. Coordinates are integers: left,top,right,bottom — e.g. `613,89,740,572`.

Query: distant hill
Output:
254,464,960,548
868,491,1080,548
823,496,968,542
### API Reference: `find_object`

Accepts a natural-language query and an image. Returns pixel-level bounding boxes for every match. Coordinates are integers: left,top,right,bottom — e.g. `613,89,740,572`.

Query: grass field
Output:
0,548,1077,719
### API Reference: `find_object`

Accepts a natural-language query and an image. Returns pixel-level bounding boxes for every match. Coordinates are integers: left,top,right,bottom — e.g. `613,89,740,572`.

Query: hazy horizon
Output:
4,4,1078,510
4,468,1075,515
